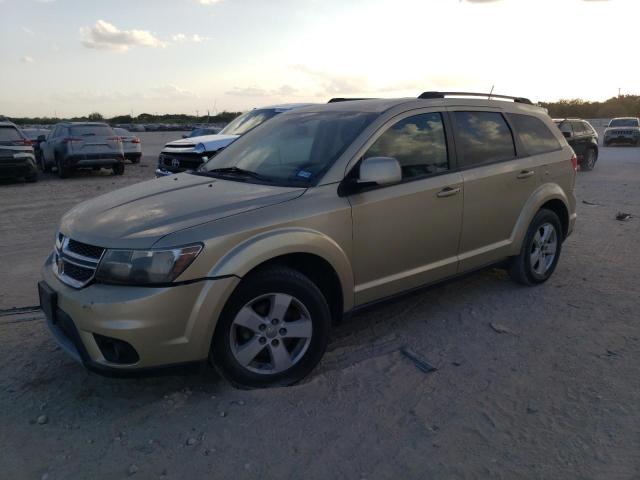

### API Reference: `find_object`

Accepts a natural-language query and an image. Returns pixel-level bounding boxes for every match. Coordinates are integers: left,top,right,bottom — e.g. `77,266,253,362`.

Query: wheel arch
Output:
208,227,354,317
510,184,572,255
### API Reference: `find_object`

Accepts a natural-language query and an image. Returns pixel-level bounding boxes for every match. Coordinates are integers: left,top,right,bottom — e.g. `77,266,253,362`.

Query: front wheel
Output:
509,209,563,286
211,267,331,388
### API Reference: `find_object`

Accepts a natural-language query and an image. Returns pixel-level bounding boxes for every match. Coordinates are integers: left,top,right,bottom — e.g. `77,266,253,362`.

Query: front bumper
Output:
604,133,640,145
40,254,239,371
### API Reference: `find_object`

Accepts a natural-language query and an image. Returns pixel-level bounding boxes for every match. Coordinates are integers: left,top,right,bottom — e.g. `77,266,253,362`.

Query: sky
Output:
0,0,636,118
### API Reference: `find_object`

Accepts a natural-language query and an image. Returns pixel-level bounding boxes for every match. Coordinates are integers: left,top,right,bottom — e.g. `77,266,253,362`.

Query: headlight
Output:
194,143,206,154
95,244,202,285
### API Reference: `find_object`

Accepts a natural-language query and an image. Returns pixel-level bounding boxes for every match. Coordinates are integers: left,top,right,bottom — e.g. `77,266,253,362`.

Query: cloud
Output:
293,65,369,95
80,20,166,51
171,33,208,43
226,85,299,97
21,26,35,36
150,84,198,99
21,56,35,64
197,0,223,4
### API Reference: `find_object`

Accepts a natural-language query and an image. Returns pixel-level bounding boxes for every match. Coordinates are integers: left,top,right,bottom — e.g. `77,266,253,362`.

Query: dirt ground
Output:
1,134,639,479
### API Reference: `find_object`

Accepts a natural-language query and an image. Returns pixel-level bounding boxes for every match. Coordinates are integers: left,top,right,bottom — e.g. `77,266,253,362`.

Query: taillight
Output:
131,137,141,144
17,139,32,146
570,153,578,172
62,137,83,144
107,136,122,142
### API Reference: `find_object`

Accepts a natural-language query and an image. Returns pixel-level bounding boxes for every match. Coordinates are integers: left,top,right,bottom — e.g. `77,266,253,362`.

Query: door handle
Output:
436,186,461,198
516,170,535,179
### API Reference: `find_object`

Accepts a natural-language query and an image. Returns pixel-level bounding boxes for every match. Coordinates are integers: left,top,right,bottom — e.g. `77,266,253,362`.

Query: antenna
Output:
488,85,495,100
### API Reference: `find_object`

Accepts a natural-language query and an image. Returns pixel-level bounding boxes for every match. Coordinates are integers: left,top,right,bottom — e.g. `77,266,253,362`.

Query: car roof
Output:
610,116,639,120
0,120,18,127
57,122,110,126
256,103,316,111
292,97,546,115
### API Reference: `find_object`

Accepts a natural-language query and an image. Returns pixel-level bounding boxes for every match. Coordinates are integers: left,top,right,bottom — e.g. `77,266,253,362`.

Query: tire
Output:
581,148,597,171
25,171,38,183
56,156,70,179
130,155,141,164
508,209,563,286
38,153,51,173
112,163,125,175
211,267,331,388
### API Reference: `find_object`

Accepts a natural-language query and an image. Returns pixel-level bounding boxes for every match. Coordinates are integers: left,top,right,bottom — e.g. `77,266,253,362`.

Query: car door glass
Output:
508,114,561,156
557,121,573,137
572,122,585,135
454,112,516,167
364,112,449,180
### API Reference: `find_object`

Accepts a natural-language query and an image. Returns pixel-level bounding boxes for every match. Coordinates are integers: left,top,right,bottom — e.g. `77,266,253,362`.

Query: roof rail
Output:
327,98,375,103
418,91,533,105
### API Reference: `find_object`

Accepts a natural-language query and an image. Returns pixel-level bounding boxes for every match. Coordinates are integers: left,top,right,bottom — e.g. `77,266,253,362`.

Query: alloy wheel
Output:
229,293,313,374
530,223,558,275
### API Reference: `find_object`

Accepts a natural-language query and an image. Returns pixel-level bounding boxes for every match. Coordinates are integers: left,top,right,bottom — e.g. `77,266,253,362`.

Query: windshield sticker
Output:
296,170,312,179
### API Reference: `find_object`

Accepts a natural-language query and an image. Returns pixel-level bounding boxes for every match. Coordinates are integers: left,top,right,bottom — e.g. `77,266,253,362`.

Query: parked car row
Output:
0,120,38,182
40,91,578,388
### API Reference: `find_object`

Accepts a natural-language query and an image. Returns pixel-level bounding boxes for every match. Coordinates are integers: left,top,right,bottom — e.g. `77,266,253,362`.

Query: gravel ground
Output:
1,136,639,479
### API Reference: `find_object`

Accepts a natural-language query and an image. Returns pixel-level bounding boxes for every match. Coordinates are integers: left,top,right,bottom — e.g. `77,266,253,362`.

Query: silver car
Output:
114,128,142,163
40,122,125,178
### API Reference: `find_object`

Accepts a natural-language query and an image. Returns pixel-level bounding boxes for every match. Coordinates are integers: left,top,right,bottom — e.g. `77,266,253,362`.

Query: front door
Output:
348,111,463,305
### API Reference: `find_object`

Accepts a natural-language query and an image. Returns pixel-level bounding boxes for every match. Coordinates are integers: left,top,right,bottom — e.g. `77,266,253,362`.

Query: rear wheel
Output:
25,171,38,183
509,209,562,286
211,267,331,388
112,163,125,175
581,148,597,171
130,155,141,164
56,156,70,179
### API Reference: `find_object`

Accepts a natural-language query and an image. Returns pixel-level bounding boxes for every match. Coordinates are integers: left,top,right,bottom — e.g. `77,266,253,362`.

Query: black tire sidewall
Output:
212,269,330,388
522,210,563,284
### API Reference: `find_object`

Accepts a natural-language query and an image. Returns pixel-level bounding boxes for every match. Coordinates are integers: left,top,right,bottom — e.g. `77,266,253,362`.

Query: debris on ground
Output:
127,464,138,476
582,200,602,206
400,347,438,374
616,212,632,221
36,415,48,425
489,322,511,334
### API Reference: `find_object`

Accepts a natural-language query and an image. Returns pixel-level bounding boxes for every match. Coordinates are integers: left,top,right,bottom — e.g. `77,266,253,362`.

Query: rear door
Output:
570,121,587,158
451,109,543,271
348,110,463,304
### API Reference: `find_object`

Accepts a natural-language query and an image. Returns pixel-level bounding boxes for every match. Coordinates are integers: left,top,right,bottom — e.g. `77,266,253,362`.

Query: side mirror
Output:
562,132,571,139
358,157,402,186
37,135,46,142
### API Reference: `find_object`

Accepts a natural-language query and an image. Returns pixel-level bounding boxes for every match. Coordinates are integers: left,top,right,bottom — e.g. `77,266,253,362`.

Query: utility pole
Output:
618,87,621,97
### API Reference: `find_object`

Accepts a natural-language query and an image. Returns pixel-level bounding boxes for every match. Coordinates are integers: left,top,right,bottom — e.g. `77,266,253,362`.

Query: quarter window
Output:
454,112,516,167
365,112,449,180
509,114,561,156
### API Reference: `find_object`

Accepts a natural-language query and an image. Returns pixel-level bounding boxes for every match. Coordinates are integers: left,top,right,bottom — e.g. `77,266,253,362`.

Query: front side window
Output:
364,112,449,180
219,109,278,136
509,114,561,156
201,111,376,186
454,111,516,167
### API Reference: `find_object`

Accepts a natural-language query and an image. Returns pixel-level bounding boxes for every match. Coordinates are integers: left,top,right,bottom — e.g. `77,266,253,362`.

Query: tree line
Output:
5,111,242,126
540,95,640,119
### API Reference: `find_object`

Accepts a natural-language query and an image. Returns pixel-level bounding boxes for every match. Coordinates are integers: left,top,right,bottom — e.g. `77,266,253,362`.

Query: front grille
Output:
160,152,205,170
53,235,105,288
611,130,635,135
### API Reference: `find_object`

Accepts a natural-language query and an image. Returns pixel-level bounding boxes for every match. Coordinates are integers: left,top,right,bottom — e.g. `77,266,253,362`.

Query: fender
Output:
508,182,571,256
208,227,355,312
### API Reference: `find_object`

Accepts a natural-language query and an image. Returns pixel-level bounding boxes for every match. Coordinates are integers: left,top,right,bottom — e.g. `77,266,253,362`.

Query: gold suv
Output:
39,92,577,388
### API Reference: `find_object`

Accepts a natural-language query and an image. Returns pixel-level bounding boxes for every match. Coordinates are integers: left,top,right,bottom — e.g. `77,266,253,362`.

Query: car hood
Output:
59,174,305,249
165,134,240,151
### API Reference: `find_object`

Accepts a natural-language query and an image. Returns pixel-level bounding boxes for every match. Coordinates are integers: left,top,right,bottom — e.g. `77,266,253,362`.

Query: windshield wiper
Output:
204,166,273,182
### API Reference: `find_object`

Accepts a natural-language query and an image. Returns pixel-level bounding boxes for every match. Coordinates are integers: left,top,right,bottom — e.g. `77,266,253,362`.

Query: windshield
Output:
609,118,639,127
219,109,278,136
200,111,377,187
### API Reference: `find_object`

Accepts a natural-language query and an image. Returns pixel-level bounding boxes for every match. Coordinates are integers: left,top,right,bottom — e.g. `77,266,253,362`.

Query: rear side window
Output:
365,112,449,180
70,125,114,137
0,126,24,142
571,122,585,134
453,112,515,167
509,114,561,156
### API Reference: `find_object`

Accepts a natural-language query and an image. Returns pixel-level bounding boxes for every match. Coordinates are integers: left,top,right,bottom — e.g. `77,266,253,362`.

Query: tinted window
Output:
556,121,572,136
582,122,594,134
70,125,114,137
572,122,585,134
454,112,516,167
365,113,448,180
509,114,561,156
202,111,376,186
0,126,24,142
